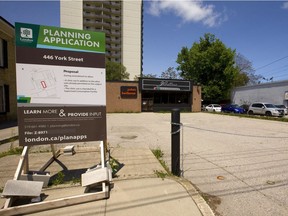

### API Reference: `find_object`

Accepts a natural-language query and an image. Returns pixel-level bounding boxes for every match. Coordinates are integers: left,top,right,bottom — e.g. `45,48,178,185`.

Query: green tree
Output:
134,73,158,80
160,67,181,79
235,53,263,86
176,33,239,103
106,60,129,80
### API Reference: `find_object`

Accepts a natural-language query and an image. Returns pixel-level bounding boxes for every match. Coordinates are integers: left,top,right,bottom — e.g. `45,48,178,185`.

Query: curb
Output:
169,176,215,216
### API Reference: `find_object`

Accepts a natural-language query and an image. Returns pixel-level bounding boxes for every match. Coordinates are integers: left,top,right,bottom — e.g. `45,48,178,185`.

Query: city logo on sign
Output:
20,27,33,43
20,27,32,38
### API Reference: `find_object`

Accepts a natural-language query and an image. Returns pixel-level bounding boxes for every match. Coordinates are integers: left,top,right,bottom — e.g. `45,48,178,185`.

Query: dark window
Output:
153,92,189,104
154,92,161,104
0,85,9,113
0,85,4,112
4,85,9,112
177,92,189,104
252,103,262,108
0,39,8,68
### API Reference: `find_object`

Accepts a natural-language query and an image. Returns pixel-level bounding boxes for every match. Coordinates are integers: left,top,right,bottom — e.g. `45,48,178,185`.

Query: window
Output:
0,39,8,68
0,85,9,113
252,103,262,108
0,85,4,112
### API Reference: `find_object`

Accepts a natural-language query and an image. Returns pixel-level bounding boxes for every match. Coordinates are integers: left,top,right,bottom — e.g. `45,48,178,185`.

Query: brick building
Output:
0,17,17,122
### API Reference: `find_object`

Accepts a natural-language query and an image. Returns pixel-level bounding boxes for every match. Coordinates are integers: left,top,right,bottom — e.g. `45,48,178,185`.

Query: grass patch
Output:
51,171,65,186
49,173,81,187
151,148,171,178
152,148,164,159
71,177,81,185
109,156,121,177
0,147,23,158
207,111,288,122
154,170,168,179
0,136,19,145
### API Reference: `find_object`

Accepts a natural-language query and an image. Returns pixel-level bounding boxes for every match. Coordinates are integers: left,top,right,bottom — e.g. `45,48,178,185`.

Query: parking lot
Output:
107,112,288,216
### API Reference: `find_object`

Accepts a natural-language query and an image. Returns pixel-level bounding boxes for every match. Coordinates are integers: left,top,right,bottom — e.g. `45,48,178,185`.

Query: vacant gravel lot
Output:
107,112,288,216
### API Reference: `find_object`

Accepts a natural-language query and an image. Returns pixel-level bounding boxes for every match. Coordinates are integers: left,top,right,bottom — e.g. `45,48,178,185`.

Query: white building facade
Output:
232,80,288,106
60,0,143,80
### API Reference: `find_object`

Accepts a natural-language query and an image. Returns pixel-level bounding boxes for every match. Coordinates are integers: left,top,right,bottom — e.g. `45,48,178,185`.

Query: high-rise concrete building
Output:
60,0,143,80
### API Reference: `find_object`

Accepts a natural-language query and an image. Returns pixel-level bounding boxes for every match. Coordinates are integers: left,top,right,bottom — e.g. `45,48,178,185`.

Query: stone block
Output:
1,180,43,198
63,145,75,156
81,167,109,187
19,171,50,188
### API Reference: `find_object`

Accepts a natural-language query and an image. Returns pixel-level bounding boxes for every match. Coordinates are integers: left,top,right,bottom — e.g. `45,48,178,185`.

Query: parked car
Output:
248,102,285,117
239,104,249,114
205,104,222,112
275,104,288,115
221,104,245,114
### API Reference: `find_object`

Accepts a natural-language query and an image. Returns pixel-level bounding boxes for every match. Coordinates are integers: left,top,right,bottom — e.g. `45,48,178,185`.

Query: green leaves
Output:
106,60,130,81
176,33,239,103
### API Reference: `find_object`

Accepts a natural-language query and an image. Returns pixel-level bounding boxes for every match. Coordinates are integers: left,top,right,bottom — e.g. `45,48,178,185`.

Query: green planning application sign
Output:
15,22,107,146
16,23,105,53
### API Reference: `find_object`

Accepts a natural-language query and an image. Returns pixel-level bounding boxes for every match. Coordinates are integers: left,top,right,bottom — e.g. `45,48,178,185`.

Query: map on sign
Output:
17,65,58,99
30,68,57,97
16,63,106,105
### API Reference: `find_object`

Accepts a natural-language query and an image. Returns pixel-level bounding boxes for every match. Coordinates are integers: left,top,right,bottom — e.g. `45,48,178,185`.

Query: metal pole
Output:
171,109,181,177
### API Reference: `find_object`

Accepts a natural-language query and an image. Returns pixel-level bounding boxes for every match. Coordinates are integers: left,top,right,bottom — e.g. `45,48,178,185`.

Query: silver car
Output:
248,102,284,117
275,104,288,115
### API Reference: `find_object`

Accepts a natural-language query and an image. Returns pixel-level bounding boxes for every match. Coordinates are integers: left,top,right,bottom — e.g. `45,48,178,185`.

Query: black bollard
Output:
171,108,180,176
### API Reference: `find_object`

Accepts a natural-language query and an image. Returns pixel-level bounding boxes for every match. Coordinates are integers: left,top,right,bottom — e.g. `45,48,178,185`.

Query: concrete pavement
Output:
0,123,214,216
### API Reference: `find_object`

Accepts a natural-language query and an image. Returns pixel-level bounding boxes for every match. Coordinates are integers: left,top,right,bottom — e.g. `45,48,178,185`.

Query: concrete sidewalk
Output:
0,126,214,216
0,126,18,141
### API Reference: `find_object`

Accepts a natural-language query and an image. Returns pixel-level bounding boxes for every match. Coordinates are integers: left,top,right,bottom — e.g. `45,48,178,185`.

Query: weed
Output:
151,148,171,177
109,156,120,176
0,147,23,158
51,171,65,186
152,148,164,159
71,177,81,185
0,136,19,145
154,170,168,180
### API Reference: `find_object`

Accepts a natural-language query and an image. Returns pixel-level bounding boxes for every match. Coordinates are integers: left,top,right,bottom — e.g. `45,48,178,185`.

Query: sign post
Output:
171,109,181,177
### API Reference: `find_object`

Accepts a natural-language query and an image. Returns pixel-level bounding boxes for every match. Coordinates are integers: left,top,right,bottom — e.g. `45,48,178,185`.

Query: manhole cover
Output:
121,135,137,140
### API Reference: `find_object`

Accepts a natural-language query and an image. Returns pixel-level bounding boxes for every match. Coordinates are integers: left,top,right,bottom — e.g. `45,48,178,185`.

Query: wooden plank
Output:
14,146,29,180
23,146,29,174
50,144,56,157
0,190,109,216
39,149,61,172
